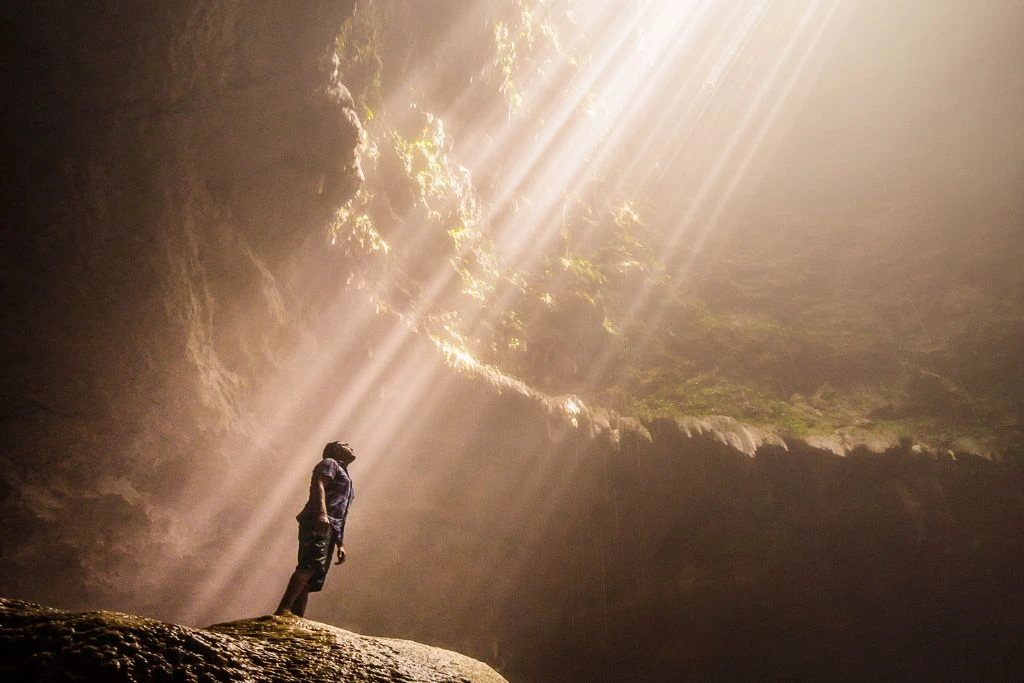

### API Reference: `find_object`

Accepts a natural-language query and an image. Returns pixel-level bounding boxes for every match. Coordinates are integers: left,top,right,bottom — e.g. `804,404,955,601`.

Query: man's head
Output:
323,441,356,465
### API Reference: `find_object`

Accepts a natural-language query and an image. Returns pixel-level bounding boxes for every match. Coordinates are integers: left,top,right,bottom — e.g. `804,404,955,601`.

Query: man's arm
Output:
309,473,331,533
334,469,352,564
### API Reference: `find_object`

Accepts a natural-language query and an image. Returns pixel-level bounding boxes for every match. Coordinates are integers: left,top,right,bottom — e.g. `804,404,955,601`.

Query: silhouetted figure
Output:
275,441,356,617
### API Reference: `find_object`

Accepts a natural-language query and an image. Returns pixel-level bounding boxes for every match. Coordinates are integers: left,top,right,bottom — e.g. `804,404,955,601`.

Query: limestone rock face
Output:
0,599,506,683
1,0,365,611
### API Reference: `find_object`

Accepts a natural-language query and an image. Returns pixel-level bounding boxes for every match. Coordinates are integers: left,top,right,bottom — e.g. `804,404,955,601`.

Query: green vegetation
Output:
326,1,1024,451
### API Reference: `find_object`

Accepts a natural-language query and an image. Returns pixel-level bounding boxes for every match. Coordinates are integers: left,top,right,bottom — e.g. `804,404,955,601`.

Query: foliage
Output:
335,2,386,121
487,0,581,115
326,1,1024,449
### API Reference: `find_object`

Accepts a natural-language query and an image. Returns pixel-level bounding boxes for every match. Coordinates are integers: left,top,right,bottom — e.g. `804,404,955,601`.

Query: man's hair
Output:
323,441,355,463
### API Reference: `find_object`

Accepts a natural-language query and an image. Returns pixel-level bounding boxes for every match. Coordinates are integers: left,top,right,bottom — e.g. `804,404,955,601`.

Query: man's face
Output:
326,443,355,464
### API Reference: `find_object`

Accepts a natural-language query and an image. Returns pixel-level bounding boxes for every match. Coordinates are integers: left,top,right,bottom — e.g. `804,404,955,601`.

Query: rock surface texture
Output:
0,599,506,683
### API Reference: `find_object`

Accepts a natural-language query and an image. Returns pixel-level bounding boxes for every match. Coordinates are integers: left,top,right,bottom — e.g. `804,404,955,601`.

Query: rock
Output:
0,598,506,683
0,0,366,609
669,414,786,457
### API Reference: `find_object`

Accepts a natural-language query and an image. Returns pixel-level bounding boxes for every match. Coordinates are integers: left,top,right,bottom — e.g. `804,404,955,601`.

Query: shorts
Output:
296,519,336,592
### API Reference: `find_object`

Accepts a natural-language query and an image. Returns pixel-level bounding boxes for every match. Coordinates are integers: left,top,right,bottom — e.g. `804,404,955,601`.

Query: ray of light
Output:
179,0,859,625
401,1,727,365
581,0,845,394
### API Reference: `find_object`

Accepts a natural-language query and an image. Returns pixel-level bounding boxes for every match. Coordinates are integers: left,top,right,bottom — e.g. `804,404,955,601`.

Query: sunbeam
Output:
181,0,857,625
7,0,1024,680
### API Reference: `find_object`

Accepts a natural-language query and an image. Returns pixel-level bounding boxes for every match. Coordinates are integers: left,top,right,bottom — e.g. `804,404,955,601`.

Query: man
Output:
275,441,356,617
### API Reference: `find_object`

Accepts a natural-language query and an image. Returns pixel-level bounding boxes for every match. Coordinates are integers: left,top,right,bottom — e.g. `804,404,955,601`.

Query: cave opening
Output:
3,1,1023,681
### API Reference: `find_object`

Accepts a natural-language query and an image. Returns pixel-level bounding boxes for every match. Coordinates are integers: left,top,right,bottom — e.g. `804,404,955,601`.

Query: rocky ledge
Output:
0,598,506,683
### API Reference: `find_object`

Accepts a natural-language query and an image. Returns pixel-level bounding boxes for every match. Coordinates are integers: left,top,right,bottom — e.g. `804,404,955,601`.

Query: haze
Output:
3,1,1022,680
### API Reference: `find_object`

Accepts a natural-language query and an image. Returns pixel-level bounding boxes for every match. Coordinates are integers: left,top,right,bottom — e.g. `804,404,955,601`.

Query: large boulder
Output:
0,598,506,682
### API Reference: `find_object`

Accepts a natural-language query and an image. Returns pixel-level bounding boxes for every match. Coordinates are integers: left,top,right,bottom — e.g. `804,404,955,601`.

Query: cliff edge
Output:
0,598,506,682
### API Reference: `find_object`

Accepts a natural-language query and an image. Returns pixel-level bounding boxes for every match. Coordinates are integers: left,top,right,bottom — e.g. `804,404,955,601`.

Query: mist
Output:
3,1,1023,680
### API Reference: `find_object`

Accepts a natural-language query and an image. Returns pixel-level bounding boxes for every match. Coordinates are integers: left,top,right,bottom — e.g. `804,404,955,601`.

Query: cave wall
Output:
2,0,361,611
319,374,1024,682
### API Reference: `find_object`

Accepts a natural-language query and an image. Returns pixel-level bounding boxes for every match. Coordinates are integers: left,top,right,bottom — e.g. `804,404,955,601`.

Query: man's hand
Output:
316,512,331,535
335,545,346,565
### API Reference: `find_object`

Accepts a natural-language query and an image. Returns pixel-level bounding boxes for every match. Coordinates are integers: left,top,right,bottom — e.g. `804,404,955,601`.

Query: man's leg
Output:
275,566,314,615
293,535,334,616
292,588,310,617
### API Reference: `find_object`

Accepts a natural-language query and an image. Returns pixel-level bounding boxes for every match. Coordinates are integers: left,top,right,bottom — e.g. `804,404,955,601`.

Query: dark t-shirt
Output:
297,458,354,543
